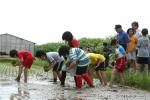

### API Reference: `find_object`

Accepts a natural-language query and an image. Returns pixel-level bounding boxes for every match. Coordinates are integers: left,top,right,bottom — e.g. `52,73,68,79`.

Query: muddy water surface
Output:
0,76,150,100
0,64,150,100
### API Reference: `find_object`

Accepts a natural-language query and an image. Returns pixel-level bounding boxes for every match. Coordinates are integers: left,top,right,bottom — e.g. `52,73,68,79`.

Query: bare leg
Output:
16,66,23,82
109,69,117,86
100,71,107,86
57,71,62,81
136,64,141,74
128,60,134,72
144,64,148,75
24,68,28,83
118,72,124,85
132,60,136,72
88,67,94,80
96,70,103,84
53,71,57,82
127,60,131,69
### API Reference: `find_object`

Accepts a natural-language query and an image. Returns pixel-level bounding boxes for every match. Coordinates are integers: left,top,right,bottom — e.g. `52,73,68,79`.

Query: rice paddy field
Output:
0,57,150,100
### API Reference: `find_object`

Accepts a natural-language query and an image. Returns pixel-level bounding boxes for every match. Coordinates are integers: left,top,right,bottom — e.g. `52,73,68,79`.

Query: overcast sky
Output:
0,0,150,44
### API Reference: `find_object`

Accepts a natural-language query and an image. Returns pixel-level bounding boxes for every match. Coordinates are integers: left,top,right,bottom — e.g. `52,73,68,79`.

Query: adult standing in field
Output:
126,28,138,72
115,24,130,51
136,28,149,75
61,31,79,86
131,21,142,39
148,36,150,72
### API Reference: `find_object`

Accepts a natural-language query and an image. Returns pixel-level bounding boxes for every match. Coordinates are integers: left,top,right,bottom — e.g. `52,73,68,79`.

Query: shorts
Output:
137,57,148,64
95,62,106,71
22,56,34,69
53,61,64,72
76,66,87,75
127,51,136,60
115,57,126,73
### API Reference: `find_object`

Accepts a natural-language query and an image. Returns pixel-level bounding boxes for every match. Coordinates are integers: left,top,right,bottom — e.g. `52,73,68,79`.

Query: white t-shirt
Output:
135,29,142,39
137,37,150,57
46,52,62,63
115,45,126,58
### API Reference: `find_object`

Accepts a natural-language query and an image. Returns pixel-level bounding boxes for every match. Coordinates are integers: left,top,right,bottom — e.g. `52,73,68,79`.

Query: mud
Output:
0,64,150,100
0,76,150,100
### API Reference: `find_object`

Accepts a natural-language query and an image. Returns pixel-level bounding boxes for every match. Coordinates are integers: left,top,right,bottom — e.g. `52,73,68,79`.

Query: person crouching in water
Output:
10,50,35,83
87,53,107,86
37,50,64,84
58,45,93,89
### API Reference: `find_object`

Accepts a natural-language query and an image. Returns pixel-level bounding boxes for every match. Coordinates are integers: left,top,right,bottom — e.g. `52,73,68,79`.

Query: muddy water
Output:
0,76,150,100
0,64,150,100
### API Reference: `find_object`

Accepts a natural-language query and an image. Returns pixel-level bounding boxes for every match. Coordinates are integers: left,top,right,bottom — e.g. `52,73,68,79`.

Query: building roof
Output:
0,33,36,44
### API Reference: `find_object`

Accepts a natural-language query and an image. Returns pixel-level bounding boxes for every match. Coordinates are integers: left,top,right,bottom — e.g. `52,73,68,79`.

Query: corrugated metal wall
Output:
0,34,35,55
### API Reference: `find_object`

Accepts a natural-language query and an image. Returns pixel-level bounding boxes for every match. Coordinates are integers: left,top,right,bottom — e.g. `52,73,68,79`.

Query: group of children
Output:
9,23,150,89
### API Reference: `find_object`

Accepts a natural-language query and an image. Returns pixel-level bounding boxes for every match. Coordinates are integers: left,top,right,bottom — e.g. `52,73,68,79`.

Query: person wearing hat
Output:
115,24,130,51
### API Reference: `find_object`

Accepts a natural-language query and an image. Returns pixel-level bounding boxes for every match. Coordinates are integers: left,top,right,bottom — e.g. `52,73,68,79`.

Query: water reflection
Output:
10,83,30,100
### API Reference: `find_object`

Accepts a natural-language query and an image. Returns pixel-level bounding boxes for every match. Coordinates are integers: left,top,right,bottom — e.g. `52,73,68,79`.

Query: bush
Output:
35,42,63,53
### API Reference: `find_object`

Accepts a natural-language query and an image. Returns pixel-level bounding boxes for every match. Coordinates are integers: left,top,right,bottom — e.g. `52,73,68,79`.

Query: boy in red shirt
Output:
10,50,35,83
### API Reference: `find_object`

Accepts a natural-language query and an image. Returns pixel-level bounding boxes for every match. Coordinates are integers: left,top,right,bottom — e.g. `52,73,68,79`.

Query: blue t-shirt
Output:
115,45,125,58
117,31,130,45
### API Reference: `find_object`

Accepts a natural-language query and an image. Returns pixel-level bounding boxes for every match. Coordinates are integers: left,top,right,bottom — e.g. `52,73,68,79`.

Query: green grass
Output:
93,67,150,91
0,58,46,75
123,71,150,91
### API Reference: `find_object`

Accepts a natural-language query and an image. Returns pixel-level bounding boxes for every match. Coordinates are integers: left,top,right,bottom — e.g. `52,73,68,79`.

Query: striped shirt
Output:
69,48,89,67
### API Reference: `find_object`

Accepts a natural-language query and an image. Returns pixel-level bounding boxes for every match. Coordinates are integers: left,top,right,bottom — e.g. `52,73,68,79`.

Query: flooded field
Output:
0,63,150,100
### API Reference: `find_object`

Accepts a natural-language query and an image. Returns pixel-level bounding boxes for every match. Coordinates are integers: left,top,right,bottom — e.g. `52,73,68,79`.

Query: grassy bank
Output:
0,58,150,91
123,71,150,91
93,68,150,91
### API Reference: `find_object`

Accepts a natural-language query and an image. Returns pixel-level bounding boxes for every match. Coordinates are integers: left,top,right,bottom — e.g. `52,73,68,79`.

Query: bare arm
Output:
48,60,57,68
67,61,76,71
96,58,102,67
17,58,23,67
